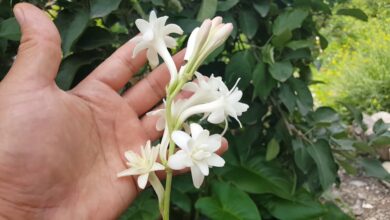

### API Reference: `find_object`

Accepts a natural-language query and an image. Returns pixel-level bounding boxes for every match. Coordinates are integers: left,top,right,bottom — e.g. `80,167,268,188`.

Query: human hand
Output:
0,3,227,220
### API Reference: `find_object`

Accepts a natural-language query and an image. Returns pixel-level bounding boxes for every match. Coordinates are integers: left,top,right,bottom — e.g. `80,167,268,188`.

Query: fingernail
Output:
13,6,25,24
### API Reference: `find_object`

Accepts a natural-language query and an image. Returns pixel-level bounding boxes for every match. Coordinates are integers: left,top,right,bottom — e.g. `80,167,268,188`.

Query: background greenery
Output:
312,0,390,114
1,0,390,219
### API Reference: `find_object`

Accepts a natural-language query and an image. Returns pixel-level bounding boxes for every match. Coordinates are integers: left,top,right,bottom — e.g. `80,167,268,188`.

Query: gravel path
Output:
331,172,390,220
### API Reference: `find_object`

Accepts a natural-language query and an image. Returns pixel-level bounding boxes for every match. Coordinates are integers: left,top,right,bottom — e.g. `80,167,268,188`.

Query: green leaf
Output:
0,17,20,41
55,8,90,56
370,133,390,148
266,138,280,161
239,9,258,39
289,78,313,115
373,119,390,135
292,139,313,174
262,189,326,220
195,182,261,220
171,188,191,213
279,84,296,113
306,140,338,190
56,51,104,90
269,61,293,82
359,158,390,181
76,27,113,50
271,30,292,47
273,8,309,36
0,39,7,54
225,158,293,199
252,61,276,101
261,43,275,64
322,202,353,220
119,189,159,220
90,0,122,18
309,107,339,125
337,8,368,22
226,51,254,90
253,1,270,17
286,39,314,50
197,0,218,21
217,0,239,12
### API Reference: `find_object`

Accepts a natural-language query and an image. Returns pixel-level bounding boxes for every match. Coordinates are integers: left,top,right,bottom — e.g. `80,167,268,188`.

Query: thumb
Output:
5,3,62,87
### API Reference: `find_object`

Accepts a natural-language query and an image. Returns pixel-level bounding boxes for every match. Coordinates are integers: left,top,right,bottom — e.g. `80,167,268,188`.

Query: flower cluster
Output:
117,11,248,219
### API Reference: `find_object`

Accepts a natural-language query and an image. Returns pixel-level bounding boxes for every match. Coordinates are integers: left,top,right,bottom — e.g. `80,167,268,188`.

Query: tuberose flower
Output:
117,141,165,189
168,123,225,188
132,11,183,83
178,74,249,128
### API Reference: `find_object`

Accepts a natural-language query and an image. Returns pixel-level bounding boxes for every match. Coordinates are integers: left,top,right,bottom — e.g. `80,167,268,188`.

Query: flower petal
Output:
172,131,191,150
152,163,165,171
164,24,183,35
184,27,199,60
149,11,157,22
207,154,225,167
137,173,149,189
182,82,199,92
196,161,209,176
164,36,177,48
133,41,149,57
147,48,159,68
207,134,222,152
207,110,226,124
135,19,150,33
191,166,205,188
117,168,140,177
124,151,138,162
168,150,190,170
190,123,204,139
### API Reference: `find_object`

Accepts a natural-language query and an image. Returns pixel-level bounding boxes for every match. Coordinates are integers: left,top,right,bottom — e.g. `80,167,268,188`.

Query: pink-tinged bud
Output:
211,16,223,30
196,19,212,47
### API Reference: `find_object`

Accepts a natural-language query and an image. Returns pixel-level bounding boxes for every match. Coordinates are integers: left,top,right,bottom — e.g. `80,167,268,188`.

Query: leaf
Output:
269,61,293,82
271,30,292,47
266,138,280,161
55,8,90,56
292,139,313,174
289,78,313,115
262,189,326,220
195,182,261,220
217,0,239,11
119,189,159,220
253,1,270,17
322,202,354,220
225,158,293,199
286,39,314,50
279,84,296,113
76,27,113,50
309,107,339,125
225,51,254,90
56,51,104,90
90,0,122,18
306,140,338,190
273,8,309,36
370,133,390,148
0,17,20,41
252,61,277,101
373,119,390,135
171,188,191,213
261,43,275,64
337,8,368,22
197,0,218,21
359,158,390,181
239,9,258,39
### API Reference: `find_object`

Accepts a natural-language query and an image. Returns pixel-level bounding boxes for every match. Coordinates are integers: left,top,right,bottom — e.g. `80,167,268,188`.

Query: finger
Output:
76,37,147,91
141,90,193,141
4,3,62,87
123,50,186,116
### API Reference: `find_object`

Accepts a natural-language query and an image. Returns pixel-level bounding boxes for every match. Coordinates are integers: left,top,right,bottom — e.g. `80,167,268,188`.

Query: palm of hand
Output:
0,3,183,219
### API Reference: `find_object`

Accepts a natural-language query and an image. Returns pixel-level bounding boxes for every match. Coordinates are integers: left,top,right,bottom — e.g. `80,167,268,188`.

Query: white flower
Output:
132,11,183,83
178,74,249,127
181,17,233,77
168,123,225,188
117,141,165,189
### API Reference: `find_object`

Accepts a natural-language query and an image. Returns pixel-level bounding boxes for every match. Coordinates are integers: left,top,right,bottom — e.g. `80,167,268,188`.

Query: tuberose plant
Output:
116,11,248,219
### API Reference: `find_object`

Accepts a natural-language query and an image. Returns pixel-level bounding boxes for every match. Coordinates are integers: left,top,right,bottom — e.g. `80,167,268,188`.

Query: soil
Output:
331,171,390,220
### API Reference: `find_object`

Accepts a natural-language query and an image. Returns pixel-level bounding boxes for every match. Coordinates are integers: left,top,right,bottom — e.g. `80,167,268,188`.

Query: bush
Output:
1,0,389,219
312,0,390,113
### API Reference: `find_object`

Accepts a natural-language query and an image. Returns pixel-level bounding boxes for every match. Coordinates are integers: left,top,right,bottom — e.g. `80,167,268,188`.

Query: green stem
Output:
130,0,147,19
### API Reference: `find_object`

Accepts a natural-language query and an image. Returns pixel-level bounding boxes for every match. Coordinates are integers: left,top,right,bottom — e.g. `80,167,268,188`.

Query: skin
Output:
0,3,227,220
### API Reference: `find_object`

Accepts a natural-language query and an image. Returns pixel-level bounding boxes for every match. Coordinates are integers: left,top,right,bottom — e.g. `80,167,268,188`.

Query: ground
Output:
331,171,390,220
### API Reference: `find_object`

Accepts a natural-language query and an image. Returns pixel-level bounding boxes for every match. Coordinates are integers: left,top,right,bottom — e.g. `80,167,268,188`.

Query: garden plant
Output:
0,0,389,219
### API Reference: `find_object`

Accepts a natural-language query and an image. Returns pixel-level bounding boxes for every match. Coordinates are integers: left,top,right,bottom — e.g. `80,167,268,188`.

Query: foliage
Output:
312,0,390,113
1,0,389,220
